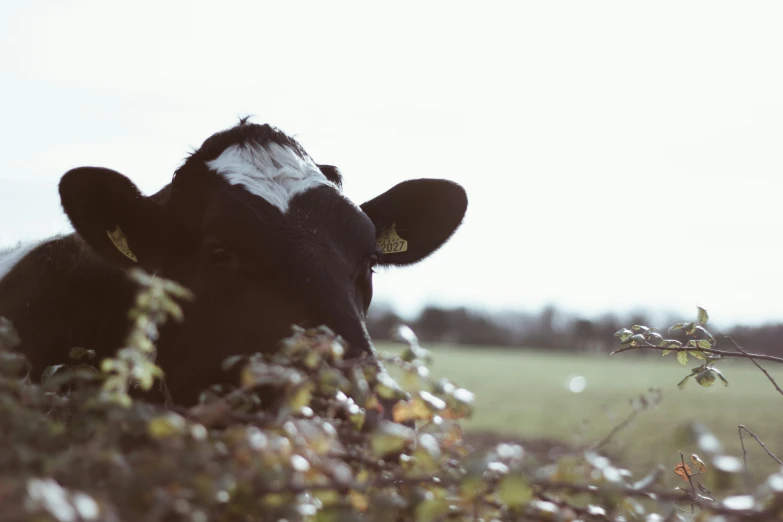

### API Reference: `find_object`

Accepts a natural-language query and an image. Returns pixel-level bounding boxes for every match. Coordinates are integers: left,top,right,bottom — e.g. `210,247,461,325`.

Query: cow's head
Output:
58,121,467,404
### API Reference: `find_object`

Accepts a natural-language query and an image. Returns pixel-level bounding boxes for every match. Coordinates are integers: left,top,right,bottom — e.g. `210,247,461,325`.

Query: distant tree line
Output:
367,304,783,357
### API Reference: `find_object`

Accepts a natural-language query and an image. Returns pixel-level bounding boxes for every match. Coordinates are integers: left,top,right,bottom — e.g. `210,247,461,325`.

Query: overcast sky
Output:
2,1,783,326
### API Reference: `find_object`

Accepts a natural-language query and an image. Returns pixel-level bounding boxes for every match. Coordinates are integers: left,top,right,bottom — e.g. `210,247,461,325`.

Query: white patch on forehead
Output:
206,142,335,212
0,241,42,282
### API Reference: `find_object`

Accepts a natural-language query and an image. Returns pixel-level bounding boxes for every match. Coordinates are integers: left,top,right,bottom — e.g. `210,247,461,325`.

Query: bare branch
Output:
611,343,783,364
680,452,696,514
591,409,639,451
725,337,783,397
738,425,783,467
532,479,761,519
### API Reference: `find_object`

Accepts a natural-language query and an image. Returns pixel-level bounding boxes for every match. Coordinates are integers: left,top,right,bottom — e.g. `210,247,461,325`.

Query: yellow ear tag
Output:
378,223,408,254
107,225,138,262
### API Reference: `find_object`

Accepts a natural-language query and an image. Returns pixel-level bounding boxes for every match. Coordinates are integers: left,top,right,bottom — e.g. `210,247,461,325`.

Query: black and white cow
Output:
0,120,467,405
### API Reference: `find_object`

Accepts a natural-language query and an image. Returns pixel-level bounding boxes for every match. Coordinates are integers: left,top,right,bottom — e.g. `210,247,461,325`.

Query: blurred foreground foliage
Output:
1,277,782,521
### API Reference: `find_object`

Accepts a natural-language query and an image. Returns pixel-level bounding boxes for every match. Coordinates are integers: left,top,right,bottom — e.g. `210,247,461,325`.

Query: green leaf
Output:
677,375,691,390
712,367,729,387
497,475,532,507
661,349,672,356
695,369,717,387
669,323,686,333
629,334,646,346
694,326,715,345
677,351,689,366
631,325,650,332
614,328,633,342
370,421,415,457
697,306,709,325
148,413,188,439
418,391,447,412
376,372,406,401
683,322,697,335
415,499,451,522
689,350,706,360
696,339,712,350
288,383,314,412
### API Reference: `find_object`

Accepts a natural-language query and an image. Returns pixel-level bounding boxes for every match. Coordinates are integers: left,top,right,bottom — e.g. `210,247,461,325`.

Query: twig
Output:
591,409,638,451
532,479,760,519
679,452,696,515
611,343,783,364
738,425,783,468
725,337,783,397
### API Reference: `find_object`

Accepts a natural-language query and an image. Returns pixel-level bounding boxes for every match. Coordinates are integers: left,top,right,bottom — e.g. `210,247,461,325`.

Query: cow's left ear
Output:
360,179,467,266
59,167,165,269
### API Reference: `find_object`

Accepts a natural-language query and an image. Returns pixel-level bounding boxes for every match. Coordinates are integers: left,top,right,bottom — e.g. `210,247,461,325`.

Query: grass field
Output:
378,342,783,487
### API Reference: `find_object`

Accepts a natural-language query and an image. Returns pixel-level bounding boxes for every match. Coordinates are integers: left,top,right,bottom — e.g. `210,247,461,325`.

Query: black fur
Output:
0,120,467,405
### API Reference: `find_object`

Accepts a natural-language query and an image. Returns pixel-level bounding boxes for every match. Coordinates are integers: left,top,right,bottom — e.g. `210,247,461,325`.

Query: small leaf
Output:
677,351,689,366
648,332,663,345
669,323,686,333
695,369,717,387
694,326,716,345
148,413,188,439
683,322,697,335
415,499,451,522
375,372,406,401
370,421,415,457
288,383,314,412
689,350,706,360
677,375,691,390
614,328,633,342
663,340,683,348
692,454,707,473
628,334,645,346
712,367,729,387
674,463,692,481
497,475,532,507
418,391,447,412
661,349,672,356
697,307,709,325
631,325,650,332
442,387,475,419
350,491,369,512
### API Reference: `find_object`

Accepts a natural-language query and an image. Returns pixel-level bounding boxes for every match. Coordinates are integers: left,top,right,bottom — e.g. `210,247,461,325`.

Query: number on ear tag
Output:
378,223,408,254
107,225,138,262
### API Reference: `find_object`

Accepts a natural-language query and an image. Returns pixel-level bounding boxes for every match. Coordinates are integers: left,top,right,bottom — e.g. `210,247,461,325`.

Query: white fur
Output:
206,142,334,212
0,241,41,282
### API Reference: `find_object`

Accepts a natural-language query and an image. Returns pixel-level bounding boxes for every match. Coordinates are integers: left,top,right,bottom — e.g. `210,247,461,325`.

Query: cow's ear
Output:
360,179,467,266
59,167,165,269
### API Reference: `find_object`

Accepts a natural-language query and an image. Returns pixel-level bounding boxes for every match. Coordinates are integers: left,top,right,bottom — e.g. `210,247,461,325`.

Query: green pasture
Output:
378,342,783,487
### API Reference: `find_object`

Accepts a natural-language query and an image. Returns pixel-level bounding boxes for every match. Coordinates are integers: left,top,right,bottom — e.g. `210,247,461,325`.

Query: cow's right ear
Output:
59,167,164,269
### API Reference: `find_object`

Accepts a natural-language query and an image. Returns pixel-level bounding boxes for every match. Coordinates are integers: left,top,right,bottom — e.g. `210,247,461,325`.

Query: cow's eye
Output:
208,247,233,267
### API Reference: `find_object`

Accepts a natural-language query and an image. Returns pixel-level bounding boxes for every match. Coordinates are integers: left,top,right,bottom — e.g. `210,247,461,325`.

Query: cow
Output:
0,120,467,405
